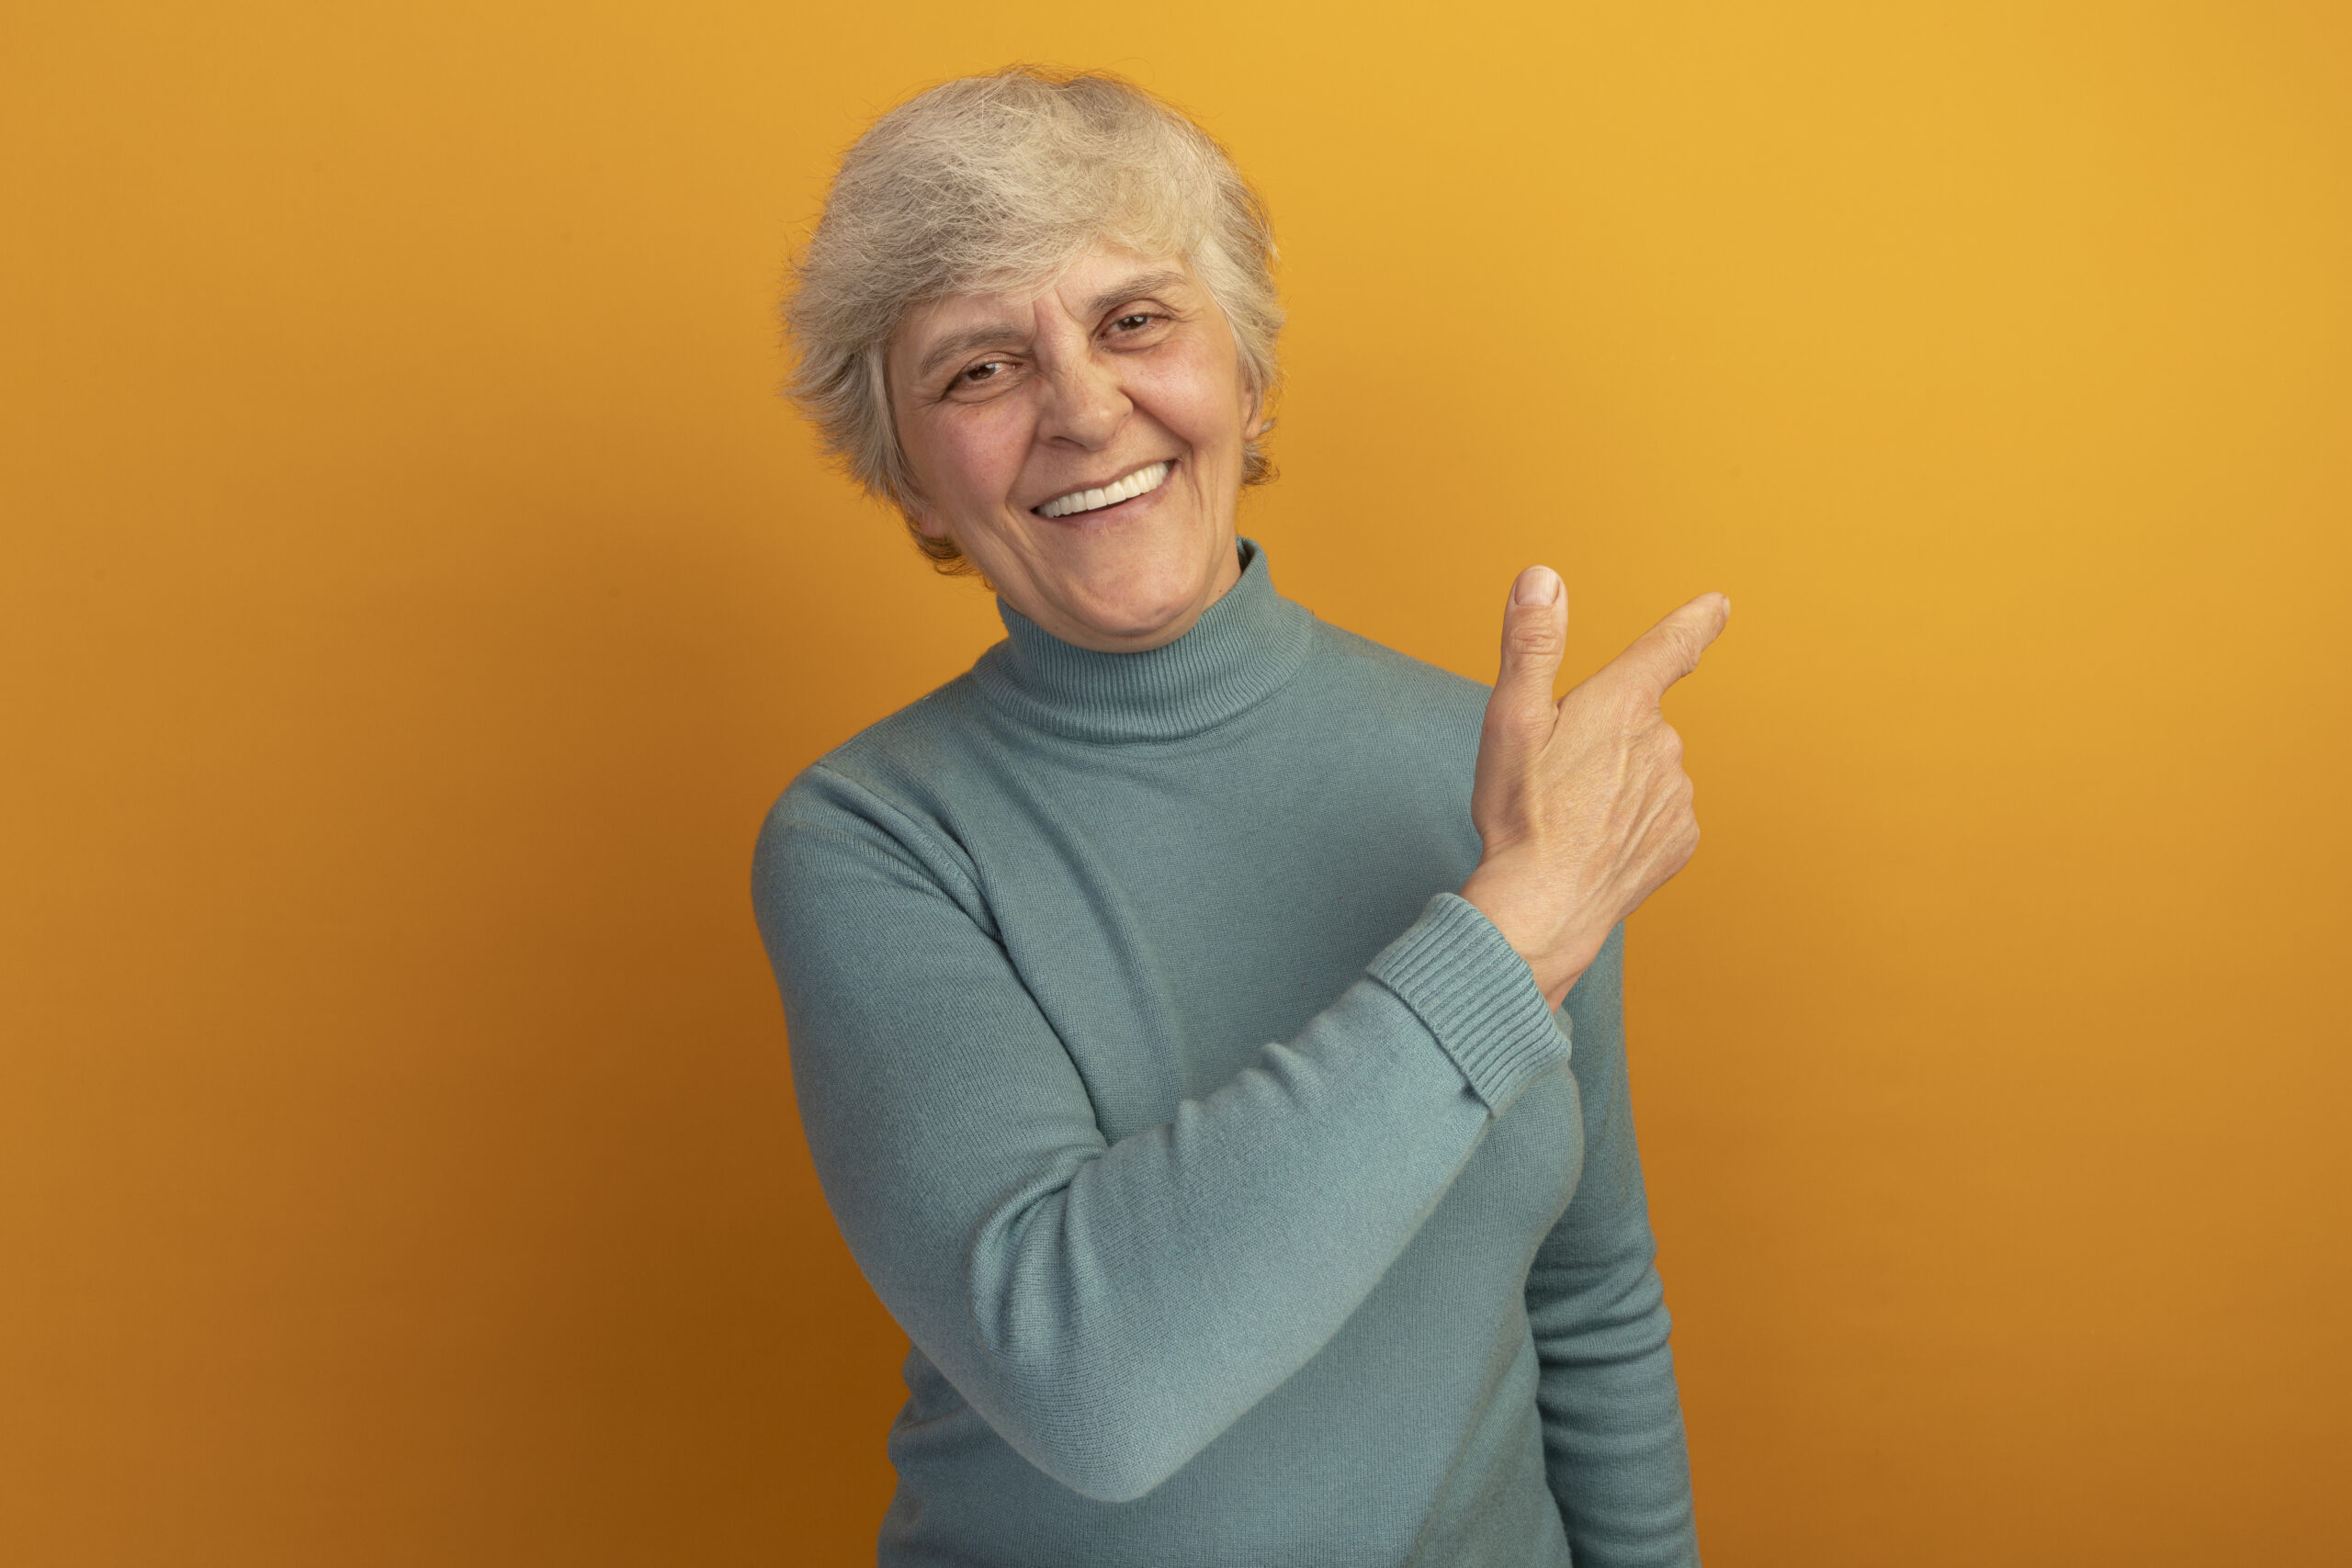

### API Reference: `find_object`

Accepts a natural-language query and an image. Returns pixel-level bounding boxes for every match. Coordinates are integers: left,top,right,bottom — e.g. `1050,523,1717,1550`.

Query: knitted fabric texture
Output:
753,542,1699,1566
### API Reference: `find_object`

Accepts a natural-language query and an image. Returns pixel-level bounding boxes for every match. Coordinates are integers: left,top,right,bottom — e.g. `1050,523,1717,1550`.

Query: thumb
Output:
1487,565,1568,742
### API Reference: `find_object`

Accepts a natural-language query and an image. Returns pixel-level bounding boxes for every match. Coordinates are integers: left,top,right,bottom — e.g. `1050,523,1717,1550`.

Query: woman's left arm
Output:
1527,925,1702,1567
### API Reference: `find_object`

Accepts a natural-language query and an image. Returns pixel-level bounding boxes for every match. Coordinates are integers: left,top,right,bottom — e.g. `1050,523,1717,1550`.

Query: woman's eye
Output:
1112,313,1155,333
962,360,1004,383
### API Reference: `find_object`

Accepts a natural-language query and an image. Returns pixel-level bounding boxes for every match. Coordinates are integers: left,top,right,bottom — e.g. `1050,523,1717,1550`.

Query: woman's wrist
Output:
1458,860,1602,1009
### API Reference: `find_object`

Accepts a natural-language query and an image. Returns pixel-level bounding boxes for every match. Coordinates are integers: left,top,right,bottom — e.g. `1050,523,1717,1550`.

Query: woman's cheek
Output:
959,403,1035,503
1141,367,1238,451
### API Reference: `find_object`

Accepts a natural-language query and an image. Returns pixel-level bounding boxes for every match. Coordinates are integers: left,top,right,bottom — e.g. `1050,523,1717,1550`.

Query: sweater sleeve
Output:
1527,926,1702,1565
752,766,1566,1505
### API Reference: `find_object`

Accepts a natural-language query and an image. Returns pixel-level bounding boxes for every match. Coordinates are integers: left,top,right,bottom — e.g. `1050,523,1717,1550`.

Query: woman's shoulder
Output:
753,676,999,911
1303,616,1490,734
761,675,997,843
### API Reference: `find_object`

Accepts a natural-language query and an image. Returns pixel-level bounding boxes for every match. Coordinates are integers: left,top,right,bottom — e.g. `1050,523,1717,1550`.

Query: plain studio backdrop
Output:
3,3,2346,1563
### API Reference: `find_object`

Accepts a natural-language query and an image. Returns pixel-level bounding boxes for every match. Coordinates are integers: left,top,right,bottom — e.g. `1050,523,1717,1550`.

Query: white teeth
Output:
1037,461,1170,518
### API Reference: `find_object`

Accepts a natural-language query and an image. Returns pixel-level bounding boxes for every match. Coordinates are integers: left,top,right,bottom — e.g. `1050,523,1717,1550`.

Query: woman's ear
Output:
1241,378,1269,442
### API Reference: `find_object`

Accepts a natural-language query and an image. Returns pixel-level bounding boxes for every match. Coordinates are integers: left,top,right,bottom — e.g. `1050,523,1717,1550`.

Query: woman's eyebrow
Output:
1084,269,1189,317
915,323,1025,380
912,270,1192,380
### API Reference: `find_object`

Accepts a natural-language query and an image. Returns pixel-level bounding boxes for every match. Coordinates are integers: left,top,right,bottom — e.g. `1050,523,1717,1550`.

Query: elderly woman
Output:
757,68,1724,1567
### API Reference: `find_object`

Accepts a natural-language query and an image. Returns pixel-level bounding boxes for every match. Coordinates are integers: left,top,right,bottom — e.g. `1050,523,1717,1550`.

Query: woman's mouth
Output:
1034,460,1172,519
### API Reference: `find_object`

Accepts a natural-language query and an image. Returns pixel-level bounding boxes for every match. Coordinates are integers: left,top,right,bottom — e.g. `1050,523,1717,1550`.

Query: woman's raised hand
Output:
1459,567,1731,1009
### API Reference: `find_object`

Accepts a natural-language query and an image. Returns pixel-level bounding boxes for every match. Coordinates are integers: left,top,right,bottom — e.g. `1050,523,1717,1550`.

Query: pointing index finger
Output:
1609,592,1732,700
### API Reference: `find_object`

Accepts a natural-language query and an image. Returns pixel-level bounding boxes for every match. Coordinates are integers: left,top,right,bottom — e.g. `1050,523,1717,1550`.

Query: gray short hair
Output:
784,67,1283,568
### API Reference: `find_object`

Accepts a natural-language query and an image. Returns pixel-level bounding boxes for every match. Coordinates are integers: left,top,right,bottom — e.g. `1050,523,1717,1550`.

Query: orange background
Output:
5,3,2347,1563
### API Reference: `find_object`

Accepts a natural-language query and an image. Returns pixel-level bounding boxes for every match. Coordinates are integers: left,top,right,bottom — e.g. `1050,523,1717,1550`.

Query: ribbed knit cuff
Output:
1367,893,1570,1114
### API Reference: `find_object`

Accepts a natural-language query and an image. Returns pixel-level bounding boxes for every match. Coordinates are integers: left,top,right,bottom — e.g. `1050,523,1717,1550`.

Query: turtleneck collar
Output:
968,539,1313,743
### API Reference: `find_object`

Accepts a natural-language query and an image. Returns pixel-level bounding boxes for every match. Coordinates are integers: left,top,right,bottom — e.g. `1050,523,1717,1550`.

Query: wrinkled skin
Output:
889,243,1728,989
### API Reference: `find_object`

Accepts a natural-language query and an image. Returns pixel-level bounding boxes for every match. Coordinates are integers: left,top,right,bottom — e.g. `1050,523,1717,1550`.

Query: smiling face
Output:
887,241,1267,652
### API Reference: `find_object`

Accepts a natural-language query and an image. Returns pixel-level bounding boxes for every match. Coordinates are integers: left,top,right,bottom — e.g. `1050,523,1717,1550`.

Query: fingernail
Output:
1514,566,1562,606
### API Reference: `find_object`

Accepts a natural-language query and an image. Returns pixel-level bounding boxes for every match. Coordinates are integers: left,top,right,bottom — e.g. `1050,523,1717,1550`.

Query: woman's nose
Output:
1035,352,1129,447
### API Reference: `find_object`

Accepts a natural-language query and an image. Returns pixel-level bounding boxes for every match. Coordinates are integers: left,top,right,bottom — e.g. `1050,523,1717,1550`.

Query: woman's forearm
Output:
759,775,1566,1502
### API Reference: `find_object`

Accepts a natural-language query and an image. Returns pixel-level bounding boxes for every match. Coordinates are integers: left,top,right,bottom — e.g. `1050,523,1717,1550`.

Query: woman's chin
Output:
1003,520,1239,650
1049,571,1221,650
1068,593,1194,647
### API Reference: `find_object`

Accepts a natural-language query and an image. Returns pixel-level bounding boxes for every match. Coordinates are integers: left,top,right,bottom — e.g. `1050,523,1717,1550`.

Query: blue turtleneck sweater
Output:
752,542,1699,1566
